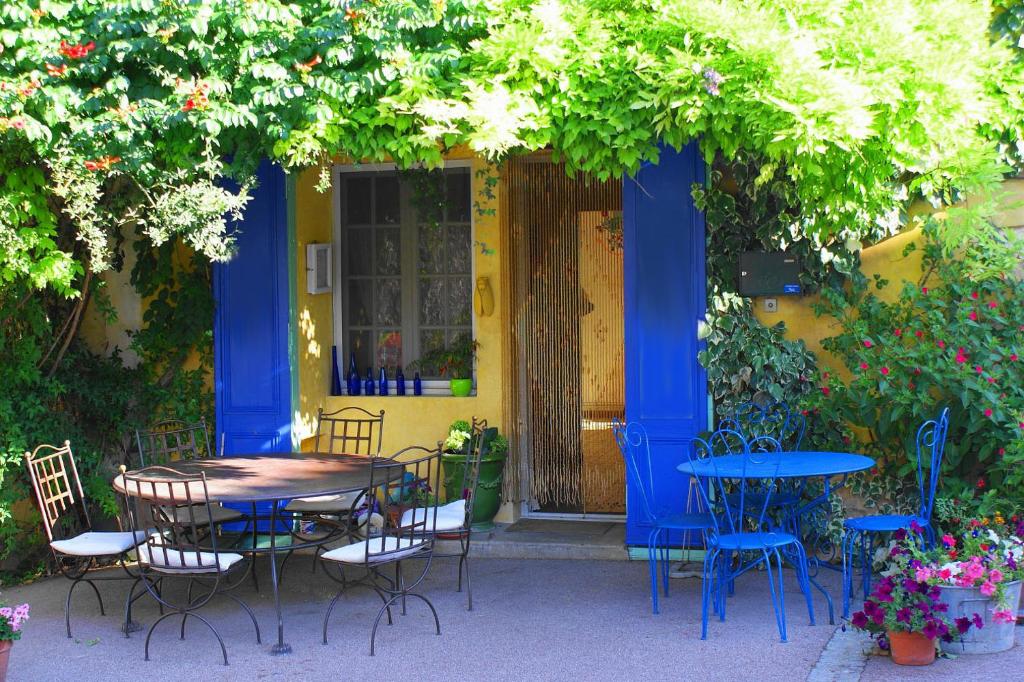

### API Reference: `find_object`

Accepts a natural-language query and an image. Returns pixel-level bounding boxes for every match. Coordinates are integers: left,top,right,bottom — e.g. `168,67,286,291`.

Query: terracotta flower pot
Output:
887,630,936,666
0,639,13,682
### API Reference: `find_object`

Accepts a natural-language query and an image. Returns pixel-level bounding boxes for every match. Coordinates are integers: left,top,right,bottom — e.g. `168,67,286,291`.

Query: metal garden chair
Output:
401,417,496,610
319,444,443,655
135,418,244,528
841,407,950,618
612,419,715,615
120,466,260,665
23,441,150,638
689,430,816,642
281,407,386,575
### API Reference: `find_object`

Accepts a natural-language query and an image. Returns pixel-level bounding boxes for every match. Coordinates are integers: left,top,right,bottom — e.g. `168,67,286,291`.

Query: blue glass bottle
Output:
330,346,343,396
378,366,389,396
364,367,375,396
413,372,423,396
347,353,360,396
395,366,406,395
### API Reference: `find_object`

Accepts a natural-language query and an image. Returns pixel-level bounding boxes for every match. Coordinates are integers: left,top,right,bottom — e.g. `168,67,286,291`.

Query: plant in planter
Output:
850,524,975,666
412,337,479,397
439,419,509,531
0,600,29,679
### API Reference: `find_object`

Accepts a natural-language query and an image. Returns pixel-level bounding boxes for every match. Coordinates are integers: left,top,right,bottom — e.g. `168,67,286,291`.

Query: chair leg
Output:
763,549,787,642
462,553,474,611
646,529,660,614
841,529,854,619
793,542,816,626
700,547,719,640
859,531,872,603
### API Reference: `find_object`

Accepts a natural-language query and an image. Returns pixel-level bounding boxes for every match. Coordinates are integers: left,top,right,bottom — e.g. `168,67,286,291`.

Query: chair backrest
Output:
121,466,226,575
369,444,442,565
313,407,385,456
915,407,950,520
612,419,661,524
720,400,806,450
457,419,498,528
23,441,91,545
689,430,783,538
136,418,213,467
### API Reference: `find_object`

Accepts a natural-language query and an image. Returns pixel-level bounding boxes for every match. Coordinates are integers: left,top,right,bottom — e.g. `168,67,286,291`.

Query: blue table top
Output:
676,451,874,479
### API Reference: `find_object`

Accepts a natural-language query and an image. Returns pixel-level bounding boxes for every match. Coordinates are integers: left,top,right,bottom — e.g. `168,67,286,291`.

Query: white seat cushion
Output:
50,530,149,557
284,491,362,513
439,499,466,517
399,506,465,532
138,543,244,574
321,537,428,565
157,503,244,526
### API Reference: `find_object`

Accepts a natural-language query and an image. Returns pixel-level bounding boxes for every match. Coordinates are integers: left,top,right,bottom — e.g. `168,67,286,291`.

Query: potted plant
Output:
440,420,509,531
925,517,1024,654
412,336,478,397
850,523,977,666
0,600,29,680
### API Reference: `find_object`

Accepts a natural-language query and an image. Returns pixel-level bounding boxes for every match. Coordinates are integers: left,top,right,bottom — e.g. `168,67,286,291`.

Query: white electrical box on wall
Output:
306,243,332,294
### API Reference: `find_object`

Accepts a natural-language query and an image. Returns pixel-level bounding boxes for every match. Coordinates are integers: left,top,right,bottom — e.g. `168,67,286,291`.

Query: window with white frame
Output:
334,165,473,383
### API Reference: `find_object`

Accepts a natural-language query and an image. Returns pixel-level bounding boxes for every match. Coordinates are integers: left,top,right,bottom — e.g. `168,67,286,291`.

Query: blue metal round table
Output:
677,450,875,625
676,451,874,479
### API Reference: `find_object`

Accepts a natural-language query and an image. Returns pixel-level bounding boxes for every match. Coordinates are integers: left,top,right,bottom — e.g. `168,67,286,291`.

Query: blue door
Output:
213,161,293,456
622,143,708,546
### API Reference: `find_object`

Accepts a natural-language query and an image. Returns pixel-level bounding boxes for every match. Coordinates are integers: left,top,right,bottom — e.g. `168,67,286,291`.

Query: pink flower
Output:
938,340,946,349
985,408,993,418
894,328,903,337
880,367,890,376
972,292,980,300
942,534,955,548
980,581,996,596
1010,354,1018,362
993,609,1016,624
955,348,968,363
969,310,978,321
821,386,830,396
922,287,929,294
863,340,873,348
859,362,869,370
990,569,1004,584
915,567,932,582
987,376,996,384
988,301,997,309
975,365,983,373
915,330,924,338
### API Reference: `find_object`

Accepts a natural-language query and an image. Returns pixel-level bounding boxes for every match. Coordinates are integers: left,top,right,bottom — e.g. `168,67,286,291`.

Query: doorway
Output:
504,155,625,516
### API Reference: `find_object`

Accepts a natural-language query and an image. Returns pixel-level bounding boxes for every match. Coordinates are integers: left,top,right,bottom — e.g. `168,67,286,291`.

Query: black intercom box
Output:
737,252,801,296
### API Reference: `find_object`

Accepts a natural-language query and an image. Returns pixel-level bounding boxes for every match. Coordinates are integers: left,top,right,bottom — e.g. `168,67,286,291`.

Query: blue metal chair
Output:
719,401,807,528
612,419,715,614
689,431,816,642
841,407,950,618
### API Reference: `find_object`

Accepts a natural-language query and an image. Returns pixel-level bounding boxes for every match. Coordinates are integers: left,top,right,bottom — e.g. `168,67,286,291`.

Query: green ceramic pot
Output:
449,378,473,397
442,451,507,531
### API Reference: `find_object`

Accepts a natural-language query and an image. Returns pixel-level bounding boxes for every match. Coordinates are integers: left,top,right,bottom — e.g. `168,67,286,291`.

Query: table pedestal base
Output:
270,643,292,655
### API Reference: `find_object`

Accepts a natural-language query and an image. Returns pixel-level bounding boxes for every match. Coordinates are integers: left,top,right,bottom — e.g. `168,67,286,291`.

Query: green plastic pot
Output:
442,451,507,531
449,378,473,397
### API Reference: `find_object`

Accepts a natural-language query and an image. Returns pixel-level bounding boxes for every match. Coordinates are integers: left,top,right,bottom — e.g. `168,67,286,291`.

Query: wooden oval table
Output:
114,452,380,655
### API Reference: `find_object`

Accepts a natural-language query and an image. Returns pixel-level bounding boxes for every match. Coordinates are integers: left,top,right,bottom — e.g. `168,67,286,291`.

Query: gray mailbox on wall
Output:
738,252,801,296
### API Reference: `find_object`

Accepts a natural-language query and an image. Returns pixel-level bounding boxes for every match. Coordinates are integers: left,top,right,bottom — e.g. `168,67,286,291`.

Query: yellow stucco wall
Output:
292,150,507,468
751,178,1024,366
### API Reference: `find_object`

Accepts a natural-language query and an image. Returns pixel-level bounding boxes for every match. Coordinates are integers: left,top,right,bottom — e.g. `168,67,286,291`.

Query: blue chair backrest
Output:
720,400,805,451
688,430,783,539
612,419,662,525
915,407,950,520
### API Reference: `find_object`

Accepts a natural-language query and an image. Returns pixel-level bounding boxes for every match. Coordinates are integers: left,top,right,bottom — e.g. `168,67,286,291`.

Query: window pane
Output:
446,224,471,274
447,277,472,326
375,278,402,326
375,175,400,225
418,329,445,377
346,228,372,276
418,225,444,275
412,171,444,223
419,277,446,326
349,330,372,373
375,227,401,275
347,279,373,326
376,330,402,370
446,170,471,223
346,176,372,224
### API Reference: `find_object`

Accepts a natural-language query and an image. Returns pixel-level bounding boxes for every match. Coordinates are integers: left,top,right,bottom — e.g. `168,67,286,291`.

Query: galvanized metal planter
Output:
939,580,1022,655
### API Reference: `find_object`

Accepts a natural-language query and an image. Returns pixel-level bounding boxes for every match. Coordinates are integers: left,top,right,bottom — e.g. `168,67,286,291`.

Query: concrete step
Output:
438,519,628,561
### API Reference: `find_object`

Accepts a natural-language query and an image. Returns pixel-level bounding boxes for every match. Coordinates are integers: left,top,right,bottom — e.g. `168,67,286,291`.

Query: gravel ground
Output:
2,557,841,681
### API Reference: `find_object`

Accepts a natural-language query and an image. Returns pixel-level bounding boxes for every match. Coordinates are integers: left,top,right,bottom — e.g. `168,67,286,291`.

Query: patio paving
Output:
4,557,840,681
